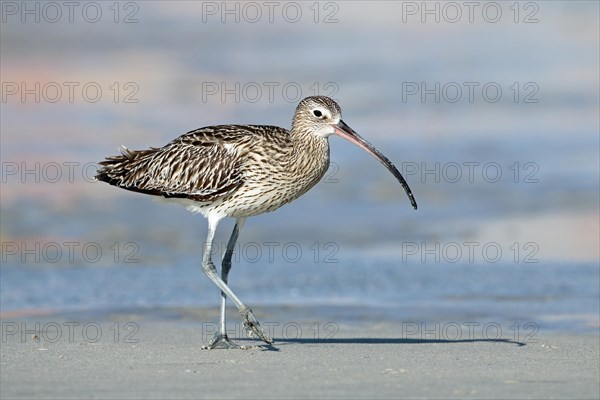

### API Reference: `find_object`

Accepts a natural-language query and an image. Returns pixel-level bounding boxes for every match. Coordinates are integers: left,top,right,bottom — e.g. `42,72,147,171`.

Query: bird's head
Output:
293,96,418,210
292,96,342,138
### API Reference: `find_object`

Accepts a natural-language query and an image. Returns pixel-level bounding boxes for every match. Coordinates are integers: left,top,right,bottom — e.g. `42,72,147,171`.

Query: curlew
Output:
96,96,417,349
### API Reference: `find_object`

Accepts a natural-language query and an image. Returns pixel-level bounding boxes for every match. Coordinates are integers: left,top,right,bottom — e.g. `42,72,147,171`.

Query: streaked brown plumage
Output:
97,123,330,218
96,96,416,349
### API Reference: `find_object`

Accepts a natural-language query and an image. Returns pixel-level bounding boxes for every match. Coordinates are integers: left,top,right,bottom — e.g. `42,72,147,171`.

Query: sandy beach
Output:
2,2,599,399
1,310,598,400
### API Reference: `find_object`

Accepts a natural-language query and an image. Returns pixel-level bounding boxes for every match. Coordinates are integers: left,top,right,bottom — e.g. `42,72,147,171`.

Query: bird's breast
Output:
220,136,330,217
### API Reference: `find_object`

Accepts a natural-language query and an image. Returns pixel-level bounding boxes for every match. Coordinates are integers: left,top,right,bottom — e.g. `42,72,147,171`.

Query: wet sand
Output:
1,313,598,399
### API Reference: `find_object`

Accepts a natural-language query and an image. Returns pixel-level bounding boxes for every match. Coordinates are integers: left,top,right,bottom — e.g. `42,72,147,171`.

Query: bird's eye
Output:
313,110,323,118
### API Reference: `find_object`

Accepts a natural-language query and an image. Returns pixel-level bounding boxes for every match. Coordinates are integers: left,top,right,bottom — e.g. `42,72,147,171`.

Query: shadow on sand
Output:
240,337,526,351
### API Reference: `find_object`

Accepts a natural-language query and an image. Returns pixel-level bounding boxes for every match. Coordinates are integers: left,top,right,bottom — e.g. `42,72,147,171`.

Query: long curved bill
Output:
334,120,418,210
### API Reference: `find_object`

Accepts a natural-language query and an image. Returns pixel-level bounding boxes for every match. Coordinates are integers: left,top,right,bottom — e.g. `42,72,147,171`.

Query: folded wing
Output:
96,127,248,202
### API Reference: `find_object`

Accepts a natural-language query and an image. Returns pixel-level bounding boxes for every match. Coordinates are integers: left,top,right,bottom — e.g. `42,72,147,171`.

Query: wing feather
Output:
96,126,259,202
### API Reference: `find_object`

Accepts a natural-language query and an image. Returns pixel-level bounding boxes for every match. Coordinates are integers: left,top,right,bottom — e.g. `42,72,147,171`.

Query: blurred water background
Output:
1,1,598,334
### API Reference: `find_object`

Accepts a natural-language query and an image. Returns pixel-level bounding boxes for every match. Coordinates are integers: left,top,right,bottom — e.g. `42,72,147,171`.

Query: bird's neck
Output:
287,125,330,183
289,124,329,154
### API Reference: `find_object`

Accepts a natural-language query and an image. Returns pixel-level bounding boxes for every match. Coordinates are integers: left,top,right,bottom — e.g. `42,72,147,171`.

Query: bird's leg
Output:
201,216,272,349
208,218,246,349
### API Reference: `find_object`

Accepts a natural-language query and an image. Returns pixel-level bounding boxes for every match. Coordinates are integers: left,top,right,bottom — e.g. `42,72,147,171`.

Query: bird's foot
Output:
202,332,251,350
240,307,273,345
